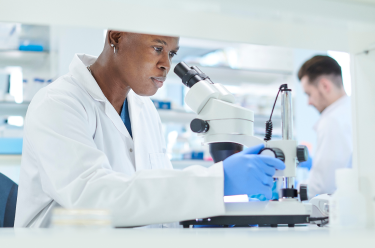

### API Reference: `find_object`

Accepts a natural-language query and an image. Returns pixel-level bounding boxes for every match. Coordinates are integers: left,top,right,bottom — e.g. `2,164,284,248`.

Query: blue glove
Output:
223,144,285,199
298,152,312,171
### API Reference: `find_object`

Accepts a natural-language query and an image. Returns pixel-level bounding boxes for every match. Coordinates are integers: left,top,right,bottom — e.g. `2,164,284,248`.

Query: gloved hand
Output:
223,144,285,199
298,152,312,170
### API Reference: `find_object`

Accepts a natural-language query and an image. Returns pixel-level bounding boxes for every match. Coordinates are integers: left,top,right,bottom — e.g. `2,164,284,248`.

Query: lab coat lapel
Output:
127,91,145,141
70,54,131,139
127,91,147,170
104,102,132,139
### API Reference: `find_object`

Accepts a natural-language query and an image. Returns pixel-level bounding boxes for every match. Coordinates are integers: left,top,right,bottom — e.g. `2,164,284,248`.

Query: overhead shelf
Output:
0,102,282,130
0,50,50,67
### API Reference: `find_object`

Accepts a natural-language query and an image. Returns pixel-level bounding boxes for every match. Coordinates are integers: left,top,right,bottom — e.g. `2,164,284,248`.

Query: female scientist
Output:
15,31,284,227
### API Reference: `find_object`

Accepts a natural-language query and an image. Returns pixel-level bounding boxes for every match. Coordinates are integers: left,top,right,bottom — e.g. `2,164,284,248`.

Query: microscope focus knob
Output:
258,148,285,162
190,119,209,133
296,145,308,162
299,184,308,201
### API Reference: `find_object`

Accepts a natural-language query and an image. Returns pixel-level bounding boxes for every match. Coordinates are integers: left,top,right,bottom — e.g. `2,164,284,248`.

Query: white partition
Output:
1,0,375,226
351,44,375,226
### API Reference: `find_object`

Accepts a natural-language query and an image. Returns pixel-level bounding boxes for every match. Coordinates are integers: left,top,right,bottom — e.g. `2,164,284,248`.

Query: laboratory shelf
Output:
0,155,22,166
0,101,30,116
157,109,197,124
0,50,49,67
0,102,281,129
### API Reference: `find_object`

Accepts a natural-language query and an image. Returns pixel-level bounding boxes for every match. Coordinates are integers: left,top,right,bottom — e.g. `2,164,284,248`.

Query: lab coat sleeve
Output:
25,90,225,227
307,117,352,199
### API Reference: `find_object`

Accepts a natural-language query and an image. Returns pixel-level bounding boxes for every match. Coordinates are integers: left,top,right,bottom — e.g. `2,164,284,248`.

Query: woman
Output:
15,31,284,228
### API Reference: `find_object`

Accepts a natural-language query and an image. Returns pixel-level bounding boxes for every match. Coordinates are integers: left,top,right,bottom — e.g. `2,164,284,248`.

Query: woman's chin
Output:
133,87,158,97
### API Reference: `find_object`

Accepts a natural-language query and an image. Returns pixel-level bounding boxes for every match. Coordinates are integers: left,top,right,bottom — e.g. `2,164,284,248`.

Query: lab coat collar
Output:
69,54,145,139
320,95,349,118
69,54,107,103
313,95,350,131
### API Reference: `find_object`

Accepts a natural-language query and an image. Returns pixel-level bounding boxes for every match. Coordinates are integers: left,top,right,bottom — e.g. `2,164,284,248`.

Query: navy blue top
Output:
120,98,132,138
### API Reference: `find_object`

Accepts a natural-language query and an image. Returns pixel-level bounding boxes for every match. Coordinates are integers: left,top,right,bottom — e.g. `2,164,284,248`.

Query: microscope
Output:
174,62,314,227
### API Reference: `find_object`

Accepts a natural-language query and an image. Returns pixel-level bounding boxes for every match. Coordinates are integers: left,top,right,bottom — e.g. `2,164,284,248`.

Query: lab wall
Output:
50,26,105,76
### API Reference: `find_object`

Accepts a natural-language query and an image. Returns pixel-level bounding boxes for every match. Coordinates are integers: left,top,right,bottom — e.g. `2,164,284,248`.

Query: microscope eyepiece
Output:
174,62,212,88
174,62,191,79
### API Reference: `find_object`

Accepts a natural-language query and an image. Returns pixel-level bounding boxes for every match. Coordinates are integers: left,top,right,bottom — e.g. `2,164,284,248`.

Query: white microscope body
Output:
174,62,312,227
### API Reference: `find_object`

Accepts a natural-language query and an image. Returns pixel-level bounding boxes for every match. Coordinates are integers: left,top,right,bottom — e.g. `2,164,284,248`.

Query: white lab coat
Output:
307,96,352,199
15,54,225,228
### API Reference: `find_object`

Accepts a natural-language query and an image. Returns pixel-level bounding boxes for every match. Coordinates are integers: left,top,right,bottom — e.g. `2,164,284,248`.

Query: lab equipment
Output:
329,168,366,228
174,62,313,227
183,151,204,160
223,144,285,199
19,43,44,51
309,194,330,227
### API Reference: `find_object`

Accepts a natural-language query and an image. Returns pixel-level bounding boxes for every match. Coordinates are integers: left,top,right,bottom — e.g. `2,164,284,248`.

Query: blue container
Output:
151,100,171,110
0,138,23,154
19,44,44,52
191,151,204,160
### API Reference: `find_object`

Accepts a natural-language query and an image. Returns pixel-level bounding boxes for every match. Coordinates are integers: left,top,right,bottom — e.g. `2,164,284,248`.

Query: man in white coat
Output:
298,55,352,199
15,31,284,228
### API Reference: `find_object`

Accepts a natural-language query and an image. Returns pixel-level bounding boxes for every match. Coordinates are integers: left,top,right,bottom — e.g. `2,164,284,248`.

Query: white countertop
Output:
1,226,374,248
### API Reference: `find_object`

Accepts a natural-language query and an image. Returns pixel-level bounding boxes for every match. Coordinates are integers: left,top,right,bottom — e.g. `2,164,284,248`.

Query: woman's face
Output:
113,33,179,96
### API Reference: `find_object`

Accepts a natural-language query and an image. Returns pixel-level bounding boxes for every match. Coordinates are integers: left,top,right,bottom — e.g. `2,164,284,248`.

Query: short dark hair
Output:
298,55,343,87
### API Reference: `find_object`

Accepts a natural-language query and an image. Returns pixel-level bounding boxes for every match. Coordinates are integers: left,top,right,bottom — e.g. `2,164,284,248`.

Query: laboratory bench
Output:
0,226,373,248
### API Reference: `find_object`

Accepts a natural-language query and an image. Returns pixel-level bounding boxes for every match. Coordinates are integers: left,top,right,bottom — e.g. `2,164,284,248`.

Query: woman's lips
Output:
151,77,166,88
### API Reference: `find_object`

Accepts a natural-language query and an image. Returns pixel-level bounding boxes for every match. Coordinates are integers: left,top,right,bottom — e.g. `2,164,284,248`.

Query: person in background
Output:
298,55,352,199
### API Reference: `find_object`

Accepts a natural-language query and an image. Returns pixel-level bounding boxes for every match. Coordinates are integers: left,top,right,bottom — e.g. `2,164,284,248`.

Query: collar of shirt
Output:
313,95,350,131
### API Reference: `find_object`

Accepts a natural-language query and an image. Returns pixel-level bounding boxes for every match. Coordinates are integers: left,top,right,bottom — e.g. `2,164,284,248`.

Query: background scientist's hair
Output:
298,55,343,88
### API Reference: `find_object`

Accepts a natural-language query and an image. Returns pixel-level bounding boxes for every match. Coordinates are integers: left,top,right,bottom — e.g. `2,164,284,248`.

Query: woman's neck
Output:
89,57,130,114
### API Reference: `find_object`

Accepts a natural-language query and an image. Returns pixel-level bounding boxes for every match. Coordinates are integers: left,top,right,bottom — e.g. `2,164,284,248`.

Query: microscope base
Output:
180,214,310,228
180,201,312,228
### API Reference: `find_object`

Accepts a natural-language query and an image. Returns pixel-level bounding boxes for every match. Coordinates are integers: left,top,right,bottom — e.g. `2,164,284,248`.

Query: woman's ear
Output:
108,31,122,46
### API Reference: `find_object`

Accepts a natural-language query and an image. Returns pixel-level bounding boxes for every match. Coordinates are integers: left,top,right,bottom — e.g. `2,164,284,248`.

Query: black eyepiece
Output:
174,61,191,79
174,62,212,88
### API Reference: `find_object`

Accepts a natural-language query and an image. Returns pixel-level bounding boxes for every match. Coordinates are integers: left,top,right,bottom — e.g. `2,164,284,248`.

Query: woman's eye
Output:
169,52,177,58
154,47,163,52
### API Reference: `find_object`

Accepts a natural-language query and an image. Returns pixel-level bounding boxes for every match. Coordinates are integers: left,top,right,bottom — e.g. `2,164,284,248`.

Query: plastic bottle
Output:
329,168,366,228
